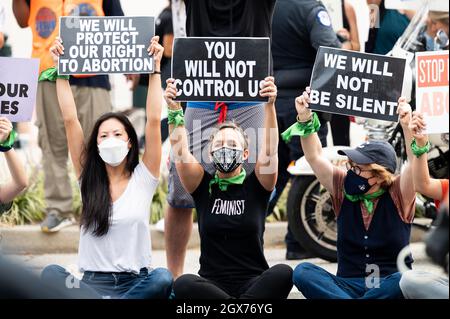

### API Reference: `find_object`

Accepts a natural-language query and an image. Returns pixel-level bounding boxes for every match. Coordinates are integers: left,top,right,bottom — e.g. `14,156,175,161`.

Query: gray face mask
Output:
211,147,244,174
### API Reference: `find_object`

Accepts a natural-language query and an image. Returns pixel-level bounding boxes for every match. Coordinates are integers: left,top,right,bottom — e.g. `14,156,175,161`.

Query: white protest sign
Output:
320,0,344,31
385,0,449,12
0,57,39,122
416,51,449,134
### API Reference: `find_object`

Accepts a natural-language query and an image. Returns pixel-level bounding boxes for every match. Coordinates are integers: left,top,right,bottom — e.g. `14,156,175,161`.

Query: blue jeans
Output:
41,265,173,299
293,262,404,299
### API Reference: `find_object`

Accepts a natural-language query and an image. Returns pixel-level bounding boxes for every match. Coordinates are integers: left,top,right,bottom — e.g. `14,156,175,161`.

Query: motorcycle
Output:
286,4,449,262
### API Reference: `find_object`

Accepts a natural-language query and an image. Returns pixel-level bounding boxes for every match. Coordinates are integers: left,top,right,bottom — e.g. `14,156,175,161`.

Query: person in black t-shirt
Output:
164,77,293,299
165,0,277,281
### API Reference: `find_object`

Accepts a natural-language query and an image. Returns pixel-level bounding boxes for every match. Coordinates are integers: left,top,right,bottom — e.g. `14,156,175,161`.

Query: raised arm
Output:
408,111,443,200
164,78,204,193
343,0,360,51
397,97,416,205
142,36,164,178
50,39,84,179
0,118,28,203
255,77,278,191
295,88,335,194
12,0,30,28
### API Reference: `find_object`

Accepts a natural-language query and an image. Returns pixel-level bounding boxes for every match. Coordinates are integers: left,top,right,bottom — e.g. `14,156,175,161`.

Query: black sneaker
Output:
40,211,75,233
286,250,315,260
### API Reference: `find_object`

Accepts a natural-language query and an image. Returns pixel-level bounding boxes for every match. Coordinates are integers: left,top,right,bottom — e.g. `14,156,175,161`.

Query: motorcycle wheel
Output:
287,176,338,262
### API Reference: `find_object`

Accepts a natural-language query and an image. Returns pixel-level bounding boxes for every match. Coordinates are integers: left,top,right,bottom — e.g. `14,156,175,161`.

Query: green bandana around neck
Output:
209,168,246,193
344,188,386,214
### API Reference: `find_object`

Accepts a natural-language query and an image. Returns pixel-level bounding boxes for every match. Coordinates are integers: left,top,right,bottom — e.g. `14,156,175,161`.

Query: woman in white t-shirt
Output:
40,37,173,299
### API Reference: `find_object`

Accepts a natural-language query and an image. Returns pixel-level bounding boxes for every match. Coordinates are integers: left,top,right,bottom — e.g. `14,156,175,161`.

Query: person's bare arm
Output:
12,0,30,28
0,118,28,203
50,39,84,179
162,34,174,58
0,33,4,49
142,37,164,178
344,0,360,51
409,112,443,200
296,88,335,194
396,97,416,207
255,77,278,191
164,78,204,193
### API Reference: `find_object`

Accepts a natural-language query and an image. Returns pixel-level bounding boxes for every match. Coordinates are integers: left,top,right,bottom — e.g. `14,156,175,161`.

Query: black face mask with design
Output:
344,169,372,195
211,147,244,174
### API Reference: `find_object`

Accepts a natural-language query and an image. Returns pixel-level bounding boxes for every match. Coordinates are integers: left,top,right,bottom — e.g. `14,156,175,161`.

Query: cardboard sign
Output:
58,16,155,75
320,0,343,31
416,51,449,134
309,47,406,122
385,0,449,12
0,57,39,122
172,37,271,102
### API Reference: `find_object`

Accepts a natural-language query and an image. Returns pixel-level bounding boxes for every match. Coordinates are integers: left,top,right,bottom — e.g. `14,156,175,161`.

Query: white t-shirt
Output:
78,162,159,274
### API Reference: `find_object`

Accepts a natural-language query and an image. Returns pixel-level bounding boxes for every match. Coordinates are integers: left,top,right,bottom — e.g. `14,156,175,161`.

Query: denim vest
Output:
337,191,412,278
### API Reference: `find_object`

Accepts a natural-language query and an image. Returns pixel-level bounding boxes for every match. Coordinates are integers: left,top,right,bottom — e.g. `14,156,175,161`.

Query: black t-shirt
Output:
191,171,272,286
271,0,341,97
184,0,276,37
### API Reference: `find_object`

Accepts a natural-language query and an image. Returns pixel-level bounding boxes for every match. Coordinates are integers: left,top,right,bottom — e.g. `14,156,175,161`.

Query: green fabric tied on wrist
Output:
168,109,185,128
38,67,70,82
281,112,321,143
411,139,431,158
0,129,17,150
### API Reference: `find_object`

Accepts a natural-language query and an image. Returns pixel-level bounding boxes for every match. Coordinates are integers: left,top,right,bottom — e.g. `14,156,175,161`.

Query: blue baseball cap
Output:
338,140,397,173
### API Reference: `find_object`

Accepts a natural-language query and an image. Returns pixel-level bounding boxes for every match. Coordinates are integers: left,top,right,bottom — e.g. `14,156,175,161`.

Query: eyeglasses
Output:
346,162,372,176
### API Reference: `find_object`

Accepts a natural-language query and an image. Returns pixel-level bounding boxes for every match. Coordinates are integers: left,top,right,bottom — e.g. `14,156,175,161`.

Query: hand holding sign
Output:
409,112,428,143
165,78,182,110
259,77,277,105
147,36,163,71
0,117,13,143
295,87,314,122
396,97,412,129
50,37,65,67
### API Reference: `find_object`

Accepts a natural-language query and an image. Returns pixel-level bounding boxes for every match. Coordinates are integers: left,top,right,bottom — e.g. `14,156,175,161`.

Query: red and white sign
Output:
416,51,449,134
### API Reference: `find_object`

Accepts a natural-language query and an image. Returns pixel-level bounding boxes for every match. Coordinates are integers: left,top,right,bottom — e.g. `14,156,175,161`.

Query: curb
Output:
0,221,427,254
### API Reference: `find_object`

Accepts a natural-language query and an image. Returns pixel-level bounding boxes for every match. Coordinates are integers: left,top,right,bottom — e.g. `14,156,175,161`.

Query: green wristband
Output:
38,67,70,82
167,109,185,128
411,139,431,158
281,112,321,143
0,129,17,152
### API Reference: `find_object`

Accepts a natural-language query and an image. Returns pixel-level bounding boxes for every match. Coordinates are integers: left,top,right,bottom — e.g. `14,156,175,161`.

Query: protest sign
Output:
320,0,343,31
385,0,449,12
58,16,155,75
309,47,406,122
0,57,39,122
172,37,271,102
416,51,449,134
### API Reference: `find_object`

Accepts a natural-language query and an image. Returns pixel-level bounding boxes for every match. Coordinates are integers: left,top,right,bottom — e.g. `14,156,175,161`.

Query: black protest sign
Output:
172,37,271,102
58,16,155,75
309,47,406,122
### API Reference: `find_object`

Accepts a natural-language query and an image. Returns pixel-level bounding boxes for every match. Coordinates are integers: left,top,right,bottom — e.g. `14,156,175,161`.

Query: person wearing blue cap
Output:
282,88,417,299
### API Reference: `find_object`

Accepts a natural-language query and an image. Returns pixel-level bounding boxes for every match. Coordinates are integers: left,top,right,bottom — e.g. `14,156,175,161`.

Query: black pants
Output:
268,97,329,251
173,264,293,299
330,114,350,146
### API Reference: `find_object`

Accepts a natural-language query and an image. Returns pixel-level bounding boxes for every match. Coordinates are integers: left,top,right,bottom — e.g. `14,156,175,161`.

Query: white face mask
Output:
98,138,130,167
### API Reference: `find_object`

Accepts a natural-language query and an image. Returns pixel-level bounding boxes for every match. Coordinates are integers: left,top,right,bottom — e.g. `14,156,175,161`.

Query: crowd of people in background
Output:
0,0,448,300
